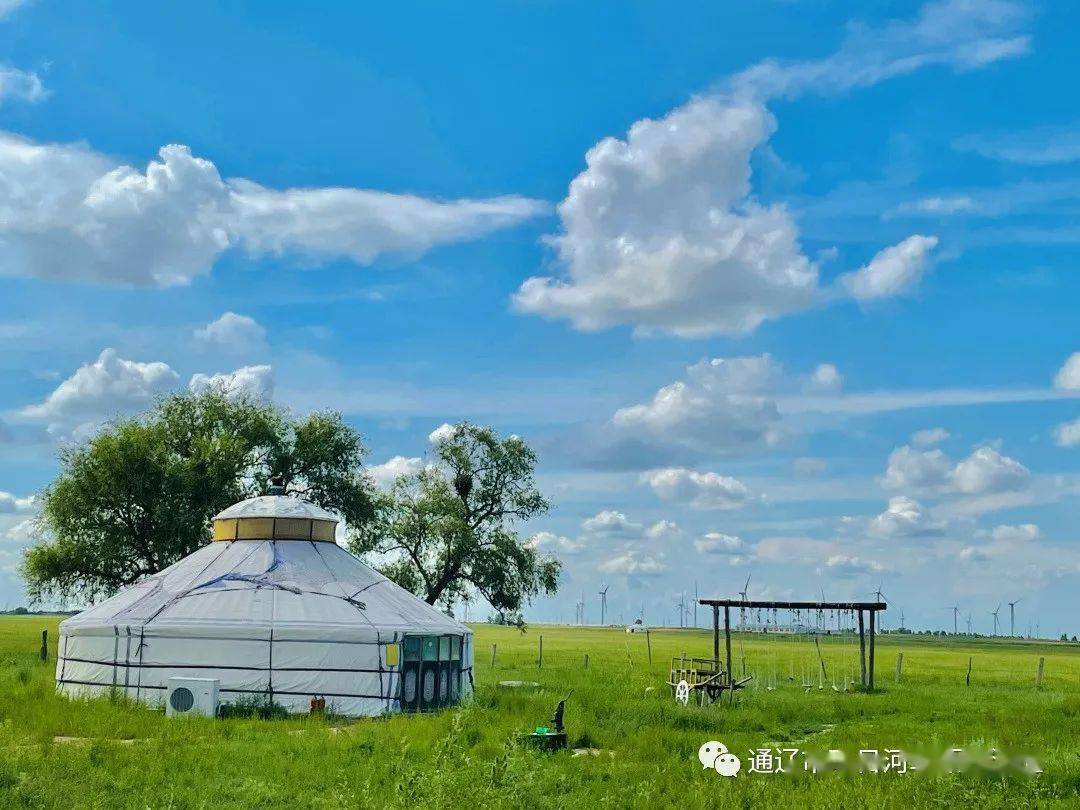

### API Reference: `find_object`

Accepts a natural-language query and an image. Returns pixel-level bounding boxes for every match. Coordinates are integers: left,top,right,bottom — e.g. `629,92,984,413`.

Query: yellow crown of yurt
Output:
211,492,338,542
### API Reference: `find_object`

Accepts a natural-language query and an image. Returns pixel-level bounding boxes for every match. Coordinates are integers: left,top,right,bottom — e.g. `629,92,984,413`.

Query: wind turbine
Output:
738,574,751,628
952,606,960,635
693,581,698,628
871,585,888,631
598,585,609,626
965,613,972,635
1008,599,1021,637
991,604,1001,636
899,608,906,631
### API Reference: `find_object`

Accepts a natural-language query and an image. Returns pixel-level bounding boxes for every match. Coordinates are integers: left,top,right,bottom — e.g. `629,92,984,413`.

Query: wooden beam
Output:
712,605,720,663
858,610,867,689
868,609,876,691
699,598,886,610
723,606,732,687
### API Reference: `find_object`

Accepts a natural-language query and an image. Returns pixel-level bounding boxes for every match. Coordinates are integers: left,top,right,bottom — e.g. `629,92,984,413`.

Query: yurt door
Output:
400,635,463,711
400,636,421,712
419,636,441,710
399,635,439,711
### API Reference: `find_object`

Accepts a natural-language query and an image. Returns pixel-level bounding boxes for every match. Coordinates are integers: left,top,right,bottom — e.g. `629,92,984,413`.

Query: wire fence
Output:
474,627,1080,692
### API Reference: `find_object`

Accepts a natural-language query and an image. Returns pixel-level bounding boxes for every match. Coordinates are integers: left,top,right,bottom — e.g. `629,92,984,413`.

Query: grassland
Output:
2,615,1079,808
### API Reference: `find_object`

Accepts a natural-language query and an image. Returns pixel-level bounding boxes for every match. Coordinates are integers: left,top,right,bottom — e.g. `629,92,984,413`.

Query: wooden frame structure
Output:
698,598,888,691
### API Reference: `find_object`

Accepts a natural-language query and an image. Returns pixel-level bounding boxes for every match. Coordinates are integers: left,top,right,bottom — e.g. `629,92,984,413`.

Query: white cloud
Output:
754,535,835,564
728,0,1031,101
526,531,583,555
642,467,755,510
951,446,1029,495
229,180,548,265
612,355,785,455
1054,352,1080,390
644,520,682,542
911,427,950,448
513,1,1021,338
1055,418,1080,448
882,443,1029,496
2,517,35,544
882,445,953,491
958,545,990,562
598,550,666,576
888,196,979,217
0,492,35,514
984,523,1040,543
0,66,45,106
805,363,843,393
428,423,456,444
955,125,1080,166
0,135,546,287
694,532,743,554
189,365,274,402
869,496,945,537
367,456,423,488
23,349,178,433
581,510,642,538
194,312,267,354
514,98,819,337
839,235,939,301
825,554,883,574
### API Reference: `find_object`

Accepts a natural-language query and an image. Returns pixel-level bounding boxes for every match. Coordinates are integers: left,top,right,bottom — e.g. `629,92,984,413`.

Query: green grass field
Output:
2,616,1079,808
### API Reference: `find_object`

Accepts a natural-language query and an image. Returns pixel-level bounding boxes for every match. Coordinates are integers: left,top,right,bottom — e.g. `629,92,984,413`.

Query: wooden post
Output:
646,629,652,665
858,610,867,689
895,652,903,683
538,635,543,669
40,629,48,663
1036,656,1045,688
490,643,497,669
712,605,720,664
868,609,876,691
966,656,973,686
723,606,732,688
584,653,589,670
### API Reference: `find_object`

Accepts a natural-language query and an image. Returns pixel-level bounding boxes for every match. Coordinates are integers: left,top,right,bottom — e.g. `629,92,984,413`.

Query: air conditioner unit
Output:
166,677,220,718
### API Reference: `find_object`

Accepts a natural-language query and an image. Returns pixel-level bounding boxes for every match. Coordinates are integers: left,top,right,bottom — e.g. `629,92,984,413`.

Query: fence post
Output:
40,629,48,663
584,653,589,670
490,644,497,669
646,629,652,665
895,652,903,683
1036,657,1045,688
966,656,973,686
538,635,543,669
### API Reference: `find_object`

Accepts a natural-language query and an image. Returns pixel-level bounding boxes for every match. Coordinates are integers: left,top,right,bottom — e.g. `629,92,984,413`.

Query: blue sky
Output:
1,0,1078,636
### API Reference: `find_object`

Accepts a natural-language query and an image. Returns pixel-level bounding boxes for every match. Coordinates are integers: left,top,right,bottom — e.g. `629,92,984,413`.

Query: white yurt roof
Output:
214,495,339,522
60,535,467,639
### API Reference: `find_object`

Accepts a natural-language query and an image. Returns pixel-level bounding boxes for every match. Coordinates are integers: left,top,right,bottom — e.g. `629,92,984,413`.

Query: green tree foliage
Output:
22,389,374,603
349,423,560,615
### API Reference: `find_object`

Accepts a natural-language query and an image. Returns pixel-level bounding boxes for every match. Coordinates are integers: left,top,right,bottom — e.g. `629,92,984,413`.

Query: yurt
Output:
56,491,473,717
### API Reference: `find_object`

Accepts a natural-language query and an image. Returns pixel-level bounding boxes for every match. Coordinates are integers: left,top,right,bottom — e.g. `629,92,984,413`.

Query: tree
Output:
22,389,374,603
349,423,560,616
